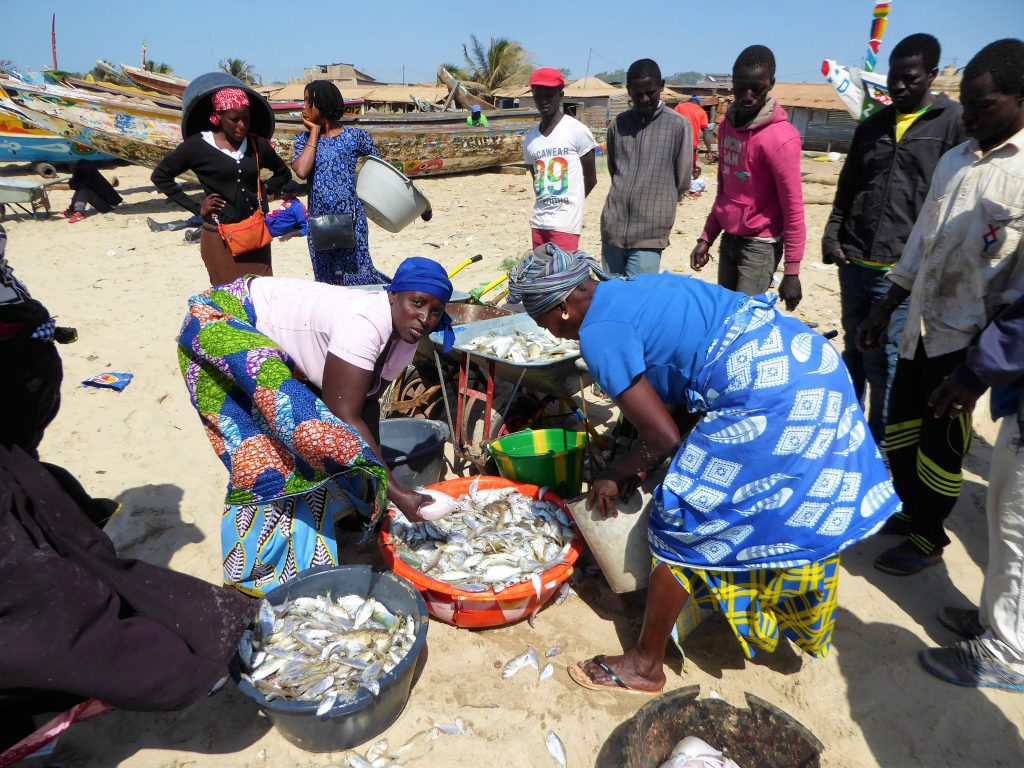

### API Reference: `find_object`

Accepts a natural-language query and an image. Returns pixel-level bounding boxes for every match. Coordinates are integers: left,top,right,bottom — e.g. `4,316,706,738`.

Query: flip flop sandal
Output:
567,656,661,695
874,546,942,576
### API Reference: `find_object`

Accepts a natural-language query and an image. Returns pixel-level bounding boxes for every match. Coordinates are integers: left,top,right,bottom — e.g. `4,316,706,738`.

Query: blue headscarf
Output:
386,256,455,352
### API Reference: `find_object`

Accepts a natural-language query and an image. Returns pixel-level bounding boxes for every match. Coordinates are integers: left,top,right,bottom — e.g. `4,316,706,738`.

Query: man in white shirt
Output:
523,68,598,252
858,38,1024,579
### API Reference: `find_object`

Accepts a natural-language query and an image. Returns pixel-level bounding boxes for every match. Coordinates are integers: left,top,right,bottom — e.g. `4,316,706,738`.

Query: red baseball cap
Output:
530,68,566,88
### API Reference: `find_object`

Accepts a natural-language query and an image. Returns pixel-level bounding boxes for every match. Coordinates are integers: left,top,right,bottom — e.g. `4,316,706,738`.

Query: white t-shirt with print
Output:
523,115,598,235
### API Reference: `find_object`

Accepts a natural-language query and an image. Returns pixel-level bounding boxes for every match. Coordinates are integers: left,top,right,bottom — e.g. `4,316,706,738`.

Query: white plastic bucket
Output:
356,156,430,233
565,468,665,594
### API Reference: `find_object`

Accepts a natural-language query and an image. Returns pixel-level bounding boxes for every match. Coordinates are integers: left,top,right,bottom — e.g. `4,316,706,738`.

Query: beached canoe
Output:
0,88,115,168
121,64,189,98
3,82,543,178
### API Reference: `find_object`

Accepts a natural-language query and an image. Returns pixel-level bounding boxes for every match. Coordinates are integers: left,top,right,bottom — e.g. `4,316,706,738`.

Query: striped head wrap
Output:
210,88,250,125
507,243,612,316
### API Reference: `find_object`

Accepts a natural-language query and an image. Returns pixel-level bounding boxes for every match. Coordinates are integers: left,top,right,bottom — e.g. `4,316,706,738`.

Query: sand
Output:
3,158,1022,768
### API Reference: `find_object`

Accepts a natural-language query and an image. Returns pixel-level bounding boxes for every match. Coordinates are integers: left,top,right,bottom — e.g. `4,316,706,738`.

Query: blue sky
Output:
4,1,1021,85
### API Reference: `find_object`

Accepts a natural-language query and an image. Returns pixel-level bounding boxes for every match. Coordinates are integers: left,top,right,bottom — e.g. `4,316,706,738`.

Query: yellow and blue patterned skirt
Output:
660,555,841,659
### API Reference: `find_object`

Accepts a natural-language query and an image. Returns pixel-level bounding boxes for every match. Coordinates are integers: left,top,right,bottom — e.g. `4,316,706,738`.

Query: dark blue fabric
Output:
292,129,388,285
579,273,745,402
265,199,308,237
387,257,455,352
838,263,908,440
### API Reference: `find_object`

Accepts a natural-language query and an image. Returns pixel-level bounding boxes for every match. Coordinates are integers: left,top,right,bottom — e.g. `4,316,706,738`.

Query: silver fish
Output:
539,663,554,683
366,740,390,761
316,691,337,716
546,731,567,767
347,756,373,768
389,489,576,593
527,646,540,670
546,647,563,658
502,649,533,679
245,592,416,709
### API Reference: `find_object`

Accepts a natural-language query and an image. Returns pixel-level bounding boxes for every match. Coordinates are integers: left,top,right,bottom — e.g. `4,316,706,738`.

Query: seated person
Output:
680,166,706,202
265,180,308,240
64,160,122,223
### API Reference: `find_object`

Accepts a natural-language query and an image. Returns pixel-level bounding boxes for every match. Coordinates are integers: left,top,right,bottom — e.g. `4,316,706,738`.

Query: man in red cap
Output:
523,67,598,251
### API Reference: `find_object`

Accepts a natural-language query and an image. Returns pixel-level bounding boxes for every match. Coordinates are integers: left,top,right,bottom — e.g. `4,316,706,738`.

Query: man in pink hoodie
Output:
690,45,805,311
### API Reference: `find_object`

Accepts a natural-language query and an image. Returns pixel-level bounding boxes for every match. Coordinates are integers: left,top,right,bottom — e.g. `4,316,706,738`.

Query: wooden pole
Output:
50,14,58,70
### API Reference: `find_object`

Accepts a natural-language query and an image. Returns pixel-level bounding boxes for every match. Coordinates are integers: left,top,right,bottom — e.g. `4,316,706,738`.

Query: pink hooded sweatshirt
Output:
700,98,805,275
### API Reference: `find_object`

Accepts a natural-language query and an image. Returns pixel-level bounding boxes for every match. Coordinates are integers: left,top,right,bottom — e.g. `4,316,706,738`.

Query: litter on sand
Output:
82,372,133,391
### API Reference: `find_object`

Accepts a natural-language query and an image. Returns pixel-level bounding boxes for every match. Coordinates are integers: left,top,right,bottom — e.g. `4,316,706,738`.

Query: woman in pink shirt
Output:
177,257,454,595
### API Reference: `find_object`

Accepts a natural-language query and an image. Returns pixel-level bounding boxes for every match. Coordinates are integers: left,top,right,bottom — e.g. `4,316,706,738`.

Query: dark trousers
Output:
838,263,908,441
0,337,62,457
717,233,783,296
885,342,971,553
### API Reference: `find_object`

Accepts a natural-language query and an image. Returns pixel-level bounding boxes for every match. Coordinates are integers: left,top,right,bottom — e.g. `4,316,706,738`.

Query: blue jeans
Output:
601,244,662,278
838,263,908,441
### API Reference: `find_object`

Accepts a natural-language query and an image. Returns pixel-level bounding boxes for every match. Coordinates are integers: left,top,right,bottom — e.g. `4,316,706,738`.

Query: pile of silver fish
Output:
239,593,416,715
389,481,576,593
461,327,578,364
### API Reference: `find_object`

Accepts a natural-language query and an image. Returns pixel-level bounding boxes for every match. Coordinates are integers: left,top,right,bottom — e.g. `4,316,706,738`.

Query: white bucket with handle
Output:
565,468,666,594
356,156,430,233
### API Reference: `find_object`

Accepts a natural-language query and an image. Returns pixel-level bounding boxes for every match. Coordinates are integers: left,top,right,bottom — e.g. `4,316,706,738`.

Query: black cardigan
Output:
151,133,291,224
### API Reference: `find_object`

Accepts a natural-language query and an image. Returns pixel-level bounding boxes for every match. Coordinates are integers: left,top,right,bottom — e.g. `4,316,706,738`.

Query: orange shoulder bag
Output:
217,135,273,257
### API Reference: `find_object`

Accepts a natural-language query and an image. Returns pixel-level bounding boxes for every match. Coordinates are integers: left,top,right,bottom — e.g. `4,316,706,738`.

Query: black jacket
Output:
151,133,291,225
822,94,965,266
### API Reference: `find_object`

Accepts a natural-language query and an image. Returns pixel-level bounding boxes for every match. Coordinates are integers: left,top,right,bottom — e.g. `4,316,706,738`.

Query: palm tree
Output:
456,36,532,94
144,60,174,75
219,58,261,85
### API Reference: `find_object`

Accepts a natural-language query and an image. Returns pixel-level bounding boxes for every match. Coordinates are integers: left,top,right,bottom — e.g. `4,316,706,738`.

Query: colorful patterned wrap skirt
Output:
177,277,387,595
648,295,901,657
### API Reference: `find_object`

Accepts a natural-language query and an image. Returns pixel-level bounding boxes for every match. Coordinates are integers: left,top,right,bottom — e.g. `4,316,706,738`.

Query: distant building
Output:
291,63,381,86
770,83,858,152
494,77,627,131
699,73,733,87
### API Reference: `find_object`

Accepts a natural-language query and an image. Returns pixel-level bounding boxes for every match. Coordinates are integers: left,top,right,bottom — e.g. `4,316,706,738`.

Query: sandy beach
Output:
3,158,1022,768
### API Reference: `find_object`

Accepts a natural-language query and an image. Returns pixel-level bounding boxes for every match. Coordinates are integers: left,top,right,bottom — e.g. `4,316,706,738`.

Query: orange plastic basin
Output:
379,476,583,628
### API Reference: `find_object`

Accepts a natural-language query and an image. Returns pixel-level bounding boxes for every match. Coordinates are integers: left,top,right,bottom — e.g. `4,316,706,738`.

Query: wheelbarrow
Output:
0,176,60,222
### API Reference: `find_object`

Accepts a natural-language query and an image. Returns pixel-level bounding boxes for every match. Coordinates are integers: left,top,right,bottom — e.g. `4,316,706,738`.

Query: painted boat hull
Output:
4,85,540,178
0,109,115,163
121,65,188,98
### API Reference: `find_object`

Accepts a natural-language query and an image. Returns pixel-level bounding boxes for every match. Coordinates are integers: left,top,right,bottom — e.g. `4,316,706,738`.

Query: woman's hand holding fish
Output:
392,486,431,523
587,477,620,519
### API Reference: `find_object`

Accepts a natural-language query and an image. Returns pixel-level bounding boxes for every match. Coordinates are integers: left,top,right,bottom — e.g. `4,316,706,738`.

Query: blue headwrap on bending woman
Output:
386,256,455,352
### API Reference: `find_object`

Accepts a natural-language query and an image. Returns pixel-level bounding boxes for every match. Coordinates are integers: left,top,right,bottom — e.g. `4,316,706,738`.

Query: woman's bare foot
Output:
574,648,666,692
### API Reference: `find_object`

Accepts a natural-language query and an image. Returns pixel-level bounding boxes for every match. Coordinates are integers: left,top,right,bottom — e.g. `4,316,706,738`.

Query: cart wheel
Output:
382,360,445,420
34,162,58,179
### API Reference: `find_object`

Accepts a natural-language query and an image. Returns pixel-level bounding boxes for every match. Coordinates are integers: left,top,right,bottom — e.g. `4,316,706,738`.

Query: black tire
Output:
34,163,57,179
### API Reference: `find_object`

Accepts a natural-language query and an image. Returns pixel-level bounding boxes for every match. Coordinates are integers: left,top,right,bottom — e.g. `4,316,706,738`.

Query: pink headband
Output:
209,88,250,125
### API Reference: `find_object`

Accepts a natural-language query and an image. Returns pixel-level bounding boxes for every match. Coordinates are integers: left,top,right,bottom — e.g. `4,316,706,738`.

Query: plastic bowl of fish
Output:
232,564,429,753
379,476,583,629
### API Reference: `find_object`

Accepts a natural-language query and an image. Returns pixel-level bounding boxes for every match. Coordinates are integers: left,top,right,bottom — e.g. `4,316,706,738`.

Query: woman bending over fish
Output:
176,257,454,595
507,245,900,693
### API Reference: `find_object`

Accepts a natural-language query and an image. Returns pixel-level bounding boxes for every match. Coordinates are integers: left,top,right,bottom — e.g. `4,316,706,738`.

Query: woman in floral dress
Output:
290,80,389,285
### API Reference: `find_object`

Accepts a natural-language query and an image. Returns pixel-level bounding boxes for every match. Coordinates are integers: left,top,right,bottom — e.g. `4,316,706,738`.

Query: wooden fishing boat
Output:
64,75,183,110
3,81,540,177
437,66,496,111
0,86,115,168
121,64,189,98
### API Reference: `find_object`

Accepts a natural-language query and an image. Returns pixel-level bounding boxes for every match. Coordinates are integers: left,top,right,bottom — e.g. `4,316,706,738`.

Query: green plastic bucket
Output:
487,429,587,498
